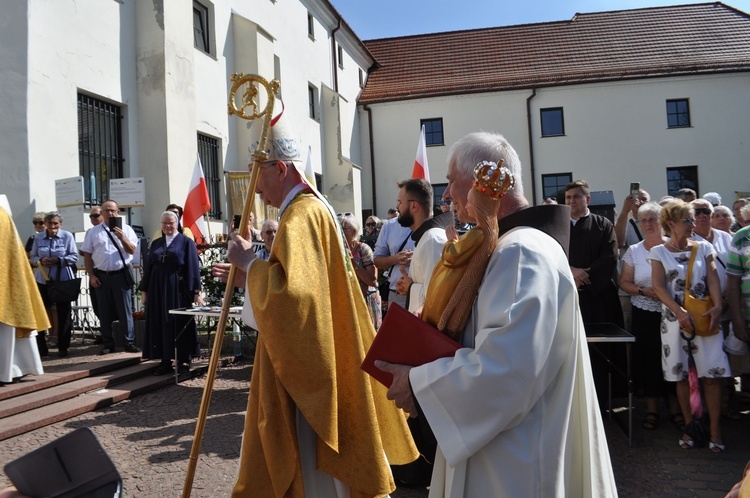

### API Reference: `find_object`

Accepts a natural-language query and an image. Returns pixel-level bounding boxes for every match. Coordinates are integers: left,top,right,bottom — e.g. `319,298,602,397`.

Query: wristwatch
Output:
638,287,644,296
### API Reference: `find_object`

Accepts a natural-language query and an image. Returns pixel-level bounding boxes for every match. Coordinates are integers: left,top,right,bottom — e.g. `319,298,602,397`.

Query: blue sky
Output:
330,0,750,40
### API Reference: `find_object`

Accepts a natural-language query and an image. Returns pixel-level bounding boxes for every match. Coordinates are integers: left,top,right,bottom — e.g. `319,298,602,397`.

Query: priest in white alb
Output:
376,132,617,497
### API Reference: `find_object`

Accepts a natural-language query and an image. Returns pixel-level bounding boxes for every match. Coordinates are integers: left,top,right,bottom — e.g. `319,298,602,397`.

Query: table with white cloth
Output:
585,322,635,447
168,307,254,384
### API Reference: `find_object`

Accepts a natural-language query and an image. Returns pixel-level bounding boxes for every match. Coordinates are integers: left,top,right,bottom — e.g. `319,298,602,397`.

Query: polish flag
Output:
184,154,211,243
411,125,430,181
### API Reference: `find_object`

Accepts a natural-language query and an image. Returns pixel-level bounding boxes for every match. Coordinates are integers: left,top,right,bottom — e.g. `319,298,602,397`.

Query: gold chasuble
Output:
233,193,418,498
0,207,50,337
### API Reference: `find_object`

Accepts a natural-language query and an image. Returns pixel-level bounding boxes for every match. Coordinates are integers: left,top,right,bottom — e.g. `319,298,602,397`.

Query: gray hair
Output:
742,204,750,222
261,219,278,232
32,211,46,222
160,211,179,223
712,205,734,222
339,213,360,234
447,132,524,194
691,198,713,213
637,202,661,221
44,211,62,223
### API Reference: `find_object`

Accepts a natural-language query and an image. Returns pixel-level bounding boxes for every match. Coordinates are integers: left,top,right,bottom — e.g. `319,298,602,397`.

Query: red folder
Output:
361,303,462,387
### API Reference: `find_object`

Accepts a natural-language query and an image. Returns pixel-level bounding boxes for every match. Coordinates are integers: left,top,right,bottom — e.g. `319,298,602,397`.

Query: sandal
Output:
671,413,686,432
679,436,695,449
642,412,660,430
709,441,726,453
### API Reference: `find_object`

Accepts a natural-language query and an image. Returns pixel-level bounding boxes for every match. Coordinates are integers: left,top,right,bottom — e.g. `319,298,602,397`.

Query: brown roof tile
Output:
359,2,750,104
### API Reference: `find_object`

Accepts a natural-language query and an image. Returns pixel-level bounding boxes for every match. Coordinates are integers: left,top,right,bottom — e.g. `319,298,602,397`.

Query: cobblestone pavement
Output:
2,341,750,497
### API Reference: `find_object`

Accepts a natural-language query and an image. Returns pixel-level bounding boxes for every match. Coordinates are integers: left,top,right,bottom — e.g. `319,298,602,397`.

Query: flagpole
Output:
182,74,279,498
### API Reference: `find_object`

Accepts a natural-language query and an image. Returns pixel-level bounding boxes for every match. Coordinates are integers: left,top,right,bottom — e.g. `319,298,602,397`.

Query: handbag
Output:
39,262,81,304
683,244,719,337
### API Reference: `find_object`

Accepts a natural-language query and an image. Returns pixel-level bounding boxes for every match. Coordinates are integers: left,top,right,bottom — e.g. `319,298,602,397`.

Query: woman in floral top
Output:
340,214,382,330
649,200,729,452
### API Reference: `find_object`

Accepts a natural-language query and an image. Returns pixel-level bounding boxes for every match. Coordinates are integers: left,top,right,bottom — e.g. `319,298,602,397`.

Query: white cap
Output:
247,101,301,164
702,192,721,206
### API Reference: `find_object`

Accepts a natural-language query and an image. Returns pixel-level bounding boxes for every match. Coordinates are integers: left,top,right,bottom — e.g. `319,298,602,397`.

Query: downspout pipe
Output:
526,88,538,205
331,19,341,92
363,104,377,214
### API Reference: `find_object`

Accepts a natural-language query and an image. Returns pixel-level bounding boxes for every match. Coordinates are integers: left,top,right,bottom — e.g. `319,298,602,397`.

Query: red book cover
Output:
361,303,462,387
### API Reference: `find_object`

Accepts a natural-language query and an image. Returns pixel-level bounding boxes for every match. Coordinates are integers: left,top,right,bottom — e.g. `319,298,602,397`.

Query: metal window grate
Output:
78,94,123,206
197,133,222,219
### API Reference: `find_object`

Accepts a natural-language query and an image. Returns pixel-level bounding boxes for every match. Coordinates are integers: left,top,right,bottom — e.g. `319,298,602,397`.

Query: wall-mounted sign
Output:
55,176,85,207
110,178,145,208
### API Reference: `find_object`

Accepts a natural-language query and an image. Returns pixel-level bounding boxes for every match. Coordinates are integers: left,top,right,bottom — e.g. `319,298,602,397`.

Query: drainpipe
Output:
363,104,377,214
331,19,341,92
526,88,538,204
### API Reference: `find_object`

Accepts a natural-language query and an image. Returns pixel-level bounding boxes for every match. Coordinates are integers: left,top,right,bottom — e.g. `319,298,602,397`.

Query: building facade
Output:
358,3,750,216
1,0,373,241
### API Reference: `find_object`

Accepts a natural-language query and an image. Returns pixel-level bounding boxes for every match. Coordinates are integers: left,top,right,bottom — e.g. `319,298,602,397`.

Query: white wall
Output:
3,0,373,240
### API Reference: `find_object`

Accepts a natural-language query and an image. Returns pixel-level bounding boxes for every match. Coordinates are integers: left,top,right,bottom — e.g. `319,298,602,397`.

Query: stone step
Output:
0,354,142,402
0,356,210,441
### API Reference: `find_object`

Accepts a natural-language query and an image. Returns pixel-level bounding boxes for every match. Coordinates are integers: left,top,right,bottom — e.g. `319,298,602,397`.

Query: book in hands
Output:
361,303,461,388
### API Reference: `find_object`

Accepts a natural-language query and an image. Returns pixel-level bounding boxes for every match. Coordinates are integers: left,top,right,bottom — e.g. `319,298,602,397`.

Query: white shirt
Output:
81,223,138,271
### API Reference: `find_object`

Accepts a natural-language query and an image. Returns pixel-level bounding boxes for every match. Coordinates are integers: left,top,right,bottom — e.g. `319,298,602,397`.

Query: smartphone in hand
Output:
233,214,242,231
629,182,640,198
108,217,122,230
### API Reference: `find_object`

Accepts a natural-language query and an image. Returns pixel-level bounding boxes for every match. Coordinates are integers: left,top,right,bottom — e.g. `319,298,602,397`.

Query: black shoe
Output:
93,337,103,345
153,364,172,376
98,347,114,355
177,363,190,375
57,350,68,358
124,343,140,353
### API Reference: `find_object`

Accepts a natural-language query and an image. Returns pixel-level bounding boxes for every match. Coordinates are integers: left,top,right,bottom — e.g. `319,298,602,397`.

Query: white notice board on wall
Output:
109,178,145,208
55,177,85,208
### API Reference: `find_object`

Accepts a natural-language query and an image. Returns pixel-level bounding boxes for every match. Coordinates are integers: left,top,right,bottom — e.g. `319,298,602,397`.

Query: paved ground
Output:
2,341,750,497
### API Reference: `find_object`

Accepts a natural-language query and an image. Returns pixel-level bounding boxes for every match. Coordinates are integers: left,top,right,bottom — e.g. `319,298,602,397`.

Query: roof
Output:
359,2,750,104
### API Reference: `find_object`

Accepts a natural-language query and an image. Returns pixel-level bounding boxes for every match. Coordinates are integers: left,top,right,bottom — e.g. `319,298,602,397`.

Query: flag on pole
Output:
184,154,211,244
304,145,317,190
412,125,430,181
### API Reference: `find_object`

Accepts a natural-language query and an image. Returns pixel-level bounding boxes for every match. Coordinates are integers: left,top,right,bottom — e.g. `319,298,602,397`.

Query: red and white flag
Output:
184,154,211,243
411,125,430,181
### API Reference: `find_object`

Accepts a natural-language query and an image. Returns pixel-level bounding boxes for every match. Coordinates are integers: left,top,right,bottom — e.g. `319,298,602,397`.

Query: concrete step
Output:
0,354,142,402
0,356,210,441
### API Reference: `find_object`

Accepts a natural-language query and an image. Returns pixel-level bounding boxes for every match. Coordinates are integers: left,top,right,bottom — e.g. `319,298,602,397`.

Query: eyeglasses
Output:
89,214,101,219
33,221,45,225
682,218,697,225
640,218,659,225
693,208,712,216
365,222,376,227
336,212,353,218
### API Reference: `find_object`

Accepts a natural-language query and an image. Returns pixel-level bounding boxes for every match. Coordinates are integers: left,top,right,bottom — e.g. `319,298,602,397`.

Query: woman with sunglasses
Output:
649,200,729,452
360,216,380,250
340,214,382,329
24,212,46,254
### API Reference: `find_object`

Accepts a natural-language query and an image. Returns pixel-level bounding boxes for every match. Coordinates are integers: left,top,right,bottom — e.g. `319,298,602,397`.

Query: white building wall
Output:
361,73,750,217
2,0,373,240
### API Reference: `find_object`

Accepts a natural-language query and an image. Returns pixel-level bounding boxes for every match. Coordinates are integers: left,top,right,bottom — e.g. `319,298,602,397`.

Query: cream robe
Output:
410,226,617,498
407,227,447,313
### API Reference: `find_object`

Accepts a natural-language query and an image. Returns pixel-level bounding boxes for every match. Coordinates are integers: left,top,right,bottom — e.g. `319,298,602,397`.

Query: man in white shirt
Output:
81,200,140,355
